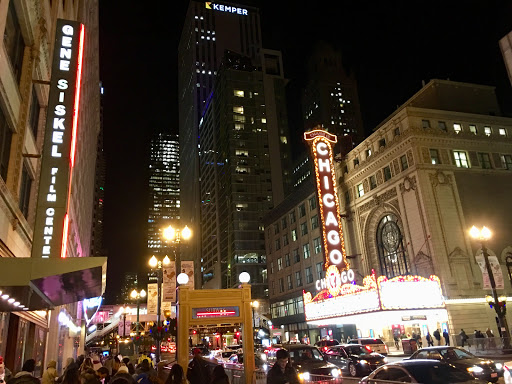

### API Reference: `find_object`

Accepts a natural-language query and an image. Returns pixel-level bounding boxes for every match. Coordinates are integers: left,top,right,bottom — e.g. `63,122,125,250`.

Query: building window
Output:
0,107,13,181
295,271,302,287
309,196,317,211
305,267,313,284
394,127,400,136
316,262,323,279
313,237,322,254
277,257,283,271
275,238,281,250
234,90,244,97
274,223,279,234
270,262,274,274
19,164,32,218
430,149,440,164
29,87,40,138
501,154,512,169
279,278,284,293
383,166,392,181
365,148,372,158
287,275,293,290
453,151,469,168
353,157,359,167
311,215,319,230
469,125,477,134
499,128,507,137
477,153,492,169
303,243,311,259
356,183,364,197
378,138,386,148
369,175,377,190
453,123,462,134
400,155,408,171
298,203,306,217
283,234,289,246
233,106,244,114
281,216,287,229
5,2,25,83
484,126,492,136
300,222,308,236
345,190,350,205
289,210,296,224
422,120,430,129
284,253,290,267
291,229,297,241
376,214,410,278
438,121,447,131
293,248,300,263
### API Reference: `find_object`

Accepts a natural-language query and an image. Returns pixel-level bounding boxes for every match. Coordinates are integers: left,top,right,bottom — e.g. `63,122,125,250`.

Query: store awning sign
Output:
192,306,240,319
304,272,444,321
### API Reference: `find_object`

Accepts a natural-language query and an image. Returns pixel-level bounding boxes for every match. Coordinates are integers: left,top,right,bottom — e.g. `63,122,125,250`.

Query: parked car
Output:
224,352,269,372
407,346,503,382
348,338,388,355
280,343,342,381
325,344,387,377
359,359,491,384
315,338,341,352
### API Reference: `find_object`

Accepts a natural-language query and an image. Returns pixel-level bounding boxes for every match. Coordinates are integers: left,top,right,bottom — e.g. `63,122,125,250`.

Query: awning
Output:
0,257,107,311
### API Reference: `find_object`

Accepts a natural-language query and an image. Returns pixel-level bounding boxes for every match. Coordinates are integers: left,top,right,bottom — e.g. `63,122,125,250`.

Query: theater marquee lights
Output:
303,271,445,322
304,129,347,273
31,20,84,259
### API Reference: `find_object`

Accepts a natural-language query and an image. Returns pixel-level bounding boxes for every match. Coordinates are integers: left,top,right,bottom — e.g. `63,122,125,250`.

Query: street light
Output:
251,300,259,347
469,225,511,350
130,288,146,354
148,255,171,363
162,224,192,272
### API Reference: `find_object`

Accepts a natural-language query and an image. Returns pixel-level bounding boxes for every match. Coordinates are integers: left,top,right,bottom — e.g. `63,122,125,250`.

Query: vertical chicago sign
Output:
31,20,85,258
304,129,349,294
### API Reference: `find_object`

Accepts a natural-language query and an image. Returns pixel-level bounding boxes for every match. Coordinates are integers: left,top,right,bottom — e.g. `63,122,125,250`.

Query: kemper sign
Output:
304,130,347,272
205,2,248,15
31,20,84,258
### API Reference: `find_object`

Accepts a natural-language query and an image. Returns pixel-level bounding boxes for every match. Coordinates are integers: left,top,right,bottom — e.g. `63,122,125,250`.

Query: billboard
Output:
31,19,85,258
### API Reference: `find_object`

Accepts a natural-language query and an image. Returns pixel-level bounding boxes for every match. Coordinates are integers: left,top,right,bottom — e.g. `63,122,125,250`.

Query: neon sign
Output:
304,129,347,273
83,296,102,326
304,272,444,321
205,2,248,15
31,19,84,258
192,306,239,319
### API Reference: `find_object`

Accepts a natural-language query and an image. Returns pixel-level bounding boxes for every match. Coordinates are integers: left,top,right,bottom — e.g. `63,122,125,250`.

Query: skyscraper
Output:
178,1,263,272
147,133,180,257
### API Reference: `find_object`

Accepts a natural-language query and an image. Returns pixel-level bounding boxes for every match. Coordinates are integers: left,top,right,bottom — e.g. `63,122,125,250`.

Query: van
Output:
348,338,388,355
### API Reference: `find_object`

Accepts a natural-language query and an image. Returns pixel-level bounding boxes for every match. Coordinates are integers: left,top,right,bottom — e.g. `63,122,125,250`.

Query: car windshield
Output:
407,363,476,384
439,348,474,360
289,348,324,362
345,346,371,356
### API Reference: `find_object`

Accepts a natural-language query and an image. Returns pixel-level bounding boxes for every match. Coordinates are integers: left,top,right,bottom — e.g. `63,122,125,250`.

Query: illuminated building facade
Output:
0,0,104,374
199,50,291,306
147,132,180,257
266,79,512,346
178,0,263,276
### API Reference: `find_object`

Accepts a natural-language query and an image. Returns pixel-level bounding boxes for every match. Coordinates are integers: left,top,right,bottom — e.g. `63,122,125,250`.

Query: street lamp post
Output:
162,224,192,271
149,255,171,363
130,288,146,354
251,300,259,347
469,225,511,350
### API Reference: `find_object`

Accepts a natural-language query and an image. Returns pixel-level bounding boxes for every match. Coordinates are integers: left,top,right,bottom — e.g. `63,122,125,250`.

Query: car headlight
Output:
495,363,503,370
262,364,268,372
467,366,484,373
383,357,388,363
331,368,341,377
359,360,368,365
298,372,310,381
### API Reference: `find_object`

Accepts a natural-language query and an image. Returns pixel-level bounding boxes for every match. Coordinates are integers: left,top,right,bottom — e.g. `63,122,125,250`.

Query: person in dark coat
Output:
187,348,212,384
459,329,469,348
433,329,441,345
7,360,40,384
210,365,229,384
266,349,299,384
425,332,434,347
443,330,450,345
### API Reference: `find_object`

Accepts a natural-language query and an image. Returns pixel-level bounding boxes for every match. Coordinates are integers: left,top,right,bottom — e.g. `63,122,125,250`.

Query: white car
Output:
504,361,512,384
349,337,389,356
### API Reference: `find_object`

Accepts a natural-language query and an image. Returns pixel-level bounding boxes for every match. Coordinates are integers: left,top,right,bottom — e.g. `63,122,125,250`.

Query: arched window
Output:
376,214,410,278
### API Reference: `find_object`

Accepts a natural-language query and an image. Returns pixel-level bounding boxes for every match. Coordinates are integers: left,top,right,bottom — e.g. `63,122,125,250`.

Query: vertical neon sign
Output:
304,129,347,272
31,20,84,258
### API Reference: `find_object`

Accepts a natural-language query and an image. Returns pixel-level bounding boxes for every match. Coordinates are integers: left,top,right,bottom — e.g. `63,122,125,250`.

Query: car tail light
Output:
364,345,372,352
385,345,389,353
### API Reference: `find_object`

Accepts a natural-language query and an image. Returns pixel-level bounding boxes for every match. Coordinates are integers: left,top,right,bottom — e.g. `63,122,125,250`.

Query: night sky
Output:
98,1,512,301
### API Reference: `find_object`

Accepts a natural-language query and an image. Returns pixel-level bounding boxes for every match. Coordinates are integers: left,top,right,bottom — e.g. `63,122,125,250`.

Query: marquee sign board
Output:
192,306,240,319
31,19,84,258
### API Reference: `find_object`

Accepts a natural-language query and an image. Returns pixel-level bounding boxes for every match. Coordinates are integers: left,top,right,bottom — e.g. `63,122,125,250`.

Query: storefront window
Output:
0,312,9,357
14,317,29,372
33,326,47,378
376,214,410,278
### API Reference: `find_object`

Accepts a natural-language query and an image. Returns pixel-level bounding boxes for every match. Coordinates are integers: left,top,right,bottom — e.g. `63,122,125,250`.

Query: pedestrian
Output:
79,370,100,384
165,364,188,384
459,329,468,348
433,329,441,345
96,367,110,384
61,366,81,384
134,360,154,384
112,358,121,377
426,332,434,347
267,349,299,384
0,357,12,384
443,329,450,346
113,366,134,384
80,359,94,374
7,359,39,384
394,335,399,349
103,357,113,377
210,365,228,384
187,348,212,384
42,361,58,384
